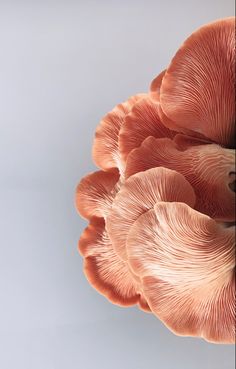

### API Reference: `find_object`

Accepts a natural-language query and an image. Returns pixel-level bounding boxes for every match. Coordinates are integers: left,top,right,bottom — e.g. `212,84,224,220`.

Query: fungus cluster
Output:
76,18,235,343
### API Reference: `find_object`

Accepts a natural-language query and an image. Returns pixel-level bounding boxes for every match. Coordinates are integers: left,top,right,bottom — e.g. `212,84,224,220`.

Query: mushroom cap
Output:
158,17,235,147
127,202,235,343
118,96,174,163
75,169,120,220
92,94,146,173
106,167,196,260
79,217,149,309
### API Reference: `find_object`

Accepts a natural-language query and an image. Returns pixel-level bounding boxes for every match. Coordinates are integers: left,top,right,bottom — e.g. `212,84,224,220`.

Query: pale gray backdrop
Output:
0,1,235,368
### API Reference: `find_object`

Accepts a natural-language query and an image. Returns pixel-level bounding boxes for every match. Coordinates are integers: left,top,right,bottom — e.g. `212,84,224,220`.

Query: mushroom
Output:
75,17,235,343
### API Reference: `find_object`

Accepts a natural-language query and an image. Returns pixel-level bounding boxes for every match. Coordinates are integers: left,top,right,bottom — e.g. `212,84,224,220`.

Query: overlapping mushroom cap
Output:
75,17,235,344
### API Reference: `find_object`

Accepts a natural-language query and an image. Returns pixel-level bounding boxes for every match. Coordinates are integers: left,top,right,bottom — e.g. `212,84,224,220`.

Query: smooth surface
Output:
0,1,235,368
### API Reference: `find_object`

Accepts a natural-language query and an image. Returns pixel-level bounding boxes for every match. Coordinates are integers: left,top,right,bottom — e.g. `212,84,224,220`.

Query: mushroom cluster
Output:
75,18,235,344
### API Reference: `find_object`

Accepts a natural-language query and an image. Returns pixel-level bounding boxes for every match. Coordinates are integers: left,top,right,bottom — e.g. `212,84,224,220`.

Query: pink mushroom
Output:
75,17,235,343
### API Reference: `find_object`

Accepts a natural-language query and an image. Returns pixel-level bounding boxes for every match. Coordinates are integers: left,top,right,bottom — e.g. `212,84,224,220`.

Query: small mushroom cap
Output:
75,169,120,220
118,96,174,163
92,94,146,172
79,217,150,309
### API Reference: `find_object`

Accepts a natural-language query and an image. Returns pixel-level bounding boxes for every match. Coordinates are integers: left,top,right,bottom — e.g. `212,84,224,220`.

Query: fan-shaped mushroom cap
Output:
127,202,235,343
106,167,196,260
79,217,150,310
92,94,146,173
118,96,174,163
75,169,120,220
159,17,235,147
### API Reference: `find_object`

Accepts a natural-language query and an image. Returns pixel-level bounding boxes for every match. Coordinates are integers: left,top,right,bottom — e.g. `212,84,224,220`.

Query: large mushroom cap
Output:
159,17,235,147
127,202,235,343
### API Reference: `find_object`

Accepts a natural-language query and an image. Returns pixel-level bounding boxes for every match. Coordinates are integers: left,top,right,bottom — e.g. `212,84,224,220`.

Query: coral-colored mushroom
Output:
76,170,150,311
79,218,140,306
79,217,150,310
75,169,120,220
92,94,145,173
76,16,236,343
118,96,175,163
106,167,196,260
127,202,235,343
159,17,235,147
